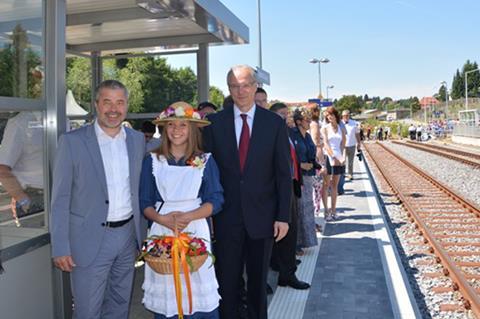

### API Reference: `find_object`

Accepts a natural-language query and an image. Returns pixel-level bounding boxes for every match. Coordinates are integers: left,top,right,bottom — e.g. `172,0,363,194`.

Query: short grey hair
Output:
95,80,129,101
226,65,257,85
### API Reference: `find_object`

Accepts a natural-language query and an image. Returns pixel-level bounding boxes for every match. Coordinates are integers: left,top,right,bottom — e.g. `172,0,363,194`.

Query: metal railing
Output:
453,125,480,138
413,98,480,122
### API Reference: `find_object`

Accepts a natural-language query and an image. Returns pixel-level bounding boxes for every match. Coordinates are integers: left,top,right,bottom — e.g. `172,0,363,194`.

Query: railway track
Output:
364,141,480,318
391,140,480,168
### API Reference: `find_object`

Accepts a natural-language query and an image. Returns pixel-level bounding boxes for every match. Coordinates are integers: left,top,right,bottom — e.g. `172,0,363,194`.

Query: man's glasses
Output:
228,82,256,91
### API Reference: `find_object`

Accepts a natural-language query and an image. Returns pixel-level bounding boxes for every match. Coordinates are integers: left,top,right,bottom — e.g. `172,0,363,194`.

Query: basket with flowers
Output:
138,232,213,274
138,231,215,318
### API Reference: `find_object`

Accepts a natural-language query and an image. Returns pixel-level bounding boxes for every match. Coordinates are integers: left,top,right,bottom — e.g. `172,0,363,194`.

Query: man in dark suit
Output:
203,65,292,319
269,102,310,290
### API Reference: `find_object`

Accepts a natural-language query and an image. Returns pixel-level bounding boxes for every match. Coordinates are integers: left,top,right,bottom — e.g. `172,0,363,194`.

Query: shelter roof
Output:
0,0,249,55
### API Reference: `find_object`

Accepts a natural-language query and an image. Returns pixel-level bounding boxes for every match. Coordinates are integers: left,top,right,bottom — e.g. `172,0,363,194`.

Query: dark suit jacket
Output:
203,105,292,240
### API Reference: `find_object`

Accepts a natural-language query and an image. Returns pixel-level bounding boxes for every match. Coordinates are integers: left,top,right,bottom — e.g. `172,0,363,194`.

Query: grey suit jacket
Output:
50,123,147,267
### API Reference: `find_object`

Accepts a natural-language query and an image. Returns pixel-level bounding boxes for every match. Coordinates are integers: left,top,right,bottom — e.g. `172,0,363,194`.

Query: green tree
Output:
102,58,118,80
208,86,225,109
465,61,480,98
380,97,393,110
410,96,421,113
335,95,363,114
66,57,91,109
66,55,201,115
437,84,447,101
171,67,197,105
0,46,14,97
370,96,381,109
117,58,146,113
0,25,42,98
451,69,463,99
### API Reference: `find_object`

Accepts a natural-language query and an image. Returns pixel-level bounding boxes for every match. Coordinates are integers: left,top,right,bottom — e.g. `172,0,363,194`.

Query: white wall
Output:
0,245,54,318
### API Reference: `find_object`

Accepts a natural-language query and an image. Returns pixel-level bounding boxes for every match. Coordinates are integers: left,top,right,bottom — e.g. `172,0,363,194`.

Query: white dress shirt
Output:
94,121,132,222
343,119,359,147
233,104,256,147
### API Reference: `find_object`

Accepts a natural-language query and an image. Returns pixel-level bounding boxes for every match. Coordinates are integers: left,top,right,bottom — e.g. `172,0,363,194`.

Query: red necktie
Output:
239,114,250,172
289,141,300,181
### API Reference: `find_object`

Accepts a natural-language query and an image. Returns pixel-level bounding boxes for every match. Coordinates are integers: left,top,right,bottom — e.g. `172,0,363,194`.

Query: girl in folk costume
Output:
139,102,224,319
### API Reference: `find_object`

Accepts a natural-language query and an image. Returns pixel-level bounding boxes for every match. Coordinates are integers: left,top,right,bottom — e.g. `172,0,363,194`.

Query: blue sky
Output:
166,0,480,102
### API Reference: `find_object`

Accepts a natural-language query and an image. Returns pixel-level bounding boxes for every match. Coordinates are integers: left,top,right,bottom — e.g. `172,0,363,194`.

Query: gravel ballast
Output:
365,142,479,319
385,141,480,207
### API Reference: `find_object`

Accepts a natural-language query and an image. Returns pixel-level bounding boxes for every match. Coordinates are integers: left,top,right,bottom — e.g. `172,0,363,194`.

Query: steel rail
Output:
391,140,480,168
364,142,480,317
407,141,480,161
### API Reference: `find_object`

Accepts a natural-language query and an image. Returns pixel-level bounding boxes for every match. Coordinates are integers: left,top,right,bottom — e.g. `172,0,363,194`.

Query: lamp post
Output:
440,81,448,120
309,57,329,99
326,85,334,100
465,68,480,110
257,0,262,69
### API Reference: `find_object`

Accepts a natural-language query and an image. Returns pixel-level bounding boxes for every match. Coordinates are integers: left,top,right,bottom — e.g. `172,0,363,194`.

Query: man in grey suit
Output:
50,80,147,318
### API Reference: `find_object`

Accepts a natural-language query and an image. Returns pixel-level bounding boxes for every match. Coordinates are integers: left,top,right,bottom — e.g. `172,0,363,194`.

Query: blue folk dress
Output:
139,153,224,319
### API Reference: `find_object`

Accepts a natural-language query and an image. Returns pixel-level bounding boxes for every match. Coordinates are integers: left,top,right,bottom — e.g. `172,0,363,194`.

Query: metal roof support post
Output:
91,51,102,116
46,1,70,318
196,43,209,104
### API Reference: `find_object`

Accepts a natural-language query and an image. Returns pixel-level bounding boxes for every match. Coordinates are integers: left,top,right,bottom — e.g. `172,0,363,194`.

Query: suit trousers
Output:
345,146,356,176
214,226,273,319
70,221,136,319
271,189,298,281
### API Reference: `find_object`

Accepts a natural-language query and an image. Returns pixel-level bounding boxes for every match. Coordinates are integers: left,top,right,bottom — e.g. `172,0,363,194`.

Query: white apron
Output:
142,153,220,316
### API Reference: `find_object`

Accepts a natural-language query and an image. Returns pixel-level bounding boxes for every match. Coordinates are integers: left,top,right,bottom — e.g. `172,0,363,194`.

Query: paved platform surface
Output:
129,159,402,318
302,161,394,319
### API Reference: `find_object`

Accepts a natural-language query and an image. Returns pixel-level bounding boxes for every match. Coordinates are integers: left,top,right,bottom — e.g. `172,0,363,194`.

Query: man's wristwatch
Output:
16,198,31,210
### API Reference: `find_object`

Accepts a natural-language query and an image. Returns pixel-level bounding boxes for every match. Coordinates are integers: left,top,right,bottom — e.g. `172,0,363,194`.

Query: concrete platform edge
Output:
361,157,422,319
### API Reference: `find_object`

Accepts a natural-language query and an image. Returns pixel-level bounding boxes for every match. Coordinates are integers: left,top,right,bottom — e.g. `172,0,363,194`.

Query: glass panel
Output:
0,110,46,252
0,0,44,99
66,55,92,126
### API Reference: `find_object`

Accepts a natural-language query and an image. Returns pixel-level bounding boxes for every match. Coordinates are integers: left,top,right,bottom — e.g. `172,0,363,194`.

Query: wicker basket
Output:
145,253,208,275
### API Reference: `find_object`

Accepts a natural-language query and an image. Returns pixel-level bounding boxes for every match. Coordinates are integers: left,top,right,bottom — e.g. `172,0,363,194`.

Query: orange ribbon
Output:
164,233,194,319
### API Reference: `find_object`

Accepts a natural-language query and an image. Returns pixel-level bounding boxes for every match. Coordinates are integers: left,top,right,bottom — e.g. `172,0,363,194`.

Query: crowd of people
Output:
48,65,362,319
364,124,391,141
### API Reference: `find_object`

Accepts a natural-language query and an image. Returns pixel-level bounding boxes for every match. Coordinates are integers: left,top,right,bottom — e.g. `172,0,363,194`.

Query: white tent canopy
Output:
66,90,88,116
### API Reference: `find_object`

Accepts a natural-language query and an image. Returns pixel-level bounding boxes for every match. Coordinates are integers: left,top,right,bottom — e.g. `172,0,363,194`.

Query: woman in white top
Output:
320,107,346,221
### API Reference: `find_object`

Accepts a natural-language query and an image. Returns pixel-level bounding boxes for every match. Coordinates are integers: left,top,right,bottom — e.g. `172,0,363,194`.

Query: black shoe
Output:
296,259,302,266
266,283,273,295
278,276,310,290
338,191,344,195
238,304,248,319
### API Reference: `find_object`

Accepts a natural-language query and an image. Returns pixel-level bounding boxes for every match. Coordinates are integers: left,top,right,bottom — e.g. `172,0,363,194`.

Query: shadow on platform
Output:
323,222,385,236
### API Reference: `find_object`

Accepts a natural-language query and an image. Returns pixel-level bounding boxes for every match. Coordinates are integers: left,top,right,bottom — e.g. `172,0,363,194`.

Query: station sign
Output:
255,67,270,85
308,98,333,107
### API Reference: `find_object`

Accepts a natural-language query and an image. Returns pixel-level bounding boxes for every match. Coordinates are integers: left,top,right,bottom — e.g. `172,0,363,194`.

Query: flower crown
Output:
159,104,202,120
153,101,210,127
